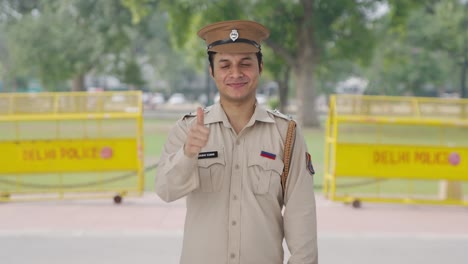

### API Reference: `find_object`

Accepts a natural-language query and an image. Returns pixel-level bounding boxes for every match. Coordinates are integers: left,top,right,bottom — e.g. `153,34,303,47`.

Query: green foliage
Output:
364,0,465,96
121,59,145,88
268,97,280,110
120,0,158,24
3,0,151,90
2,0,465,101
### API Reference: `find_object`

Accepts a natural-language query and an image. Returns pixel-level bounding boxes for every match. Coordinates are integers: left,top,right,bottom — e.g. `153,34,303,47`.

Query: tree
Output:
363,0,463,97
405,0,468,98
122,10,203,97
255,0,385,126
2,0,153,91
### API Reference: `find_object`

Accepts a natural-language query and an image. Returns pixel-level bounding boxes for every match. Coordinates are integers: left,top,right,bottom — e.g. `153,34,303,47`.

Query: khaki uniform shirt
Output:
155,103,318,264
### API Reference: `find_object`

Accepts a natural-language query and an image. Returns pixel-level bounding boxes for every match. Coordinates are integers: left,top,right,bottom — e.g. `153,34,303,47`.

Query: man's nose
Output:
230,66,244,78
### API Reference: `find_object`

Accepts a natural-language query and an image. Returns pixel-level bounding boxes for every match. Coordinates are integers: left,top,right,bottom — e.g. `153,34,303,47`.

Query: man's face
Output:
210,53,262,105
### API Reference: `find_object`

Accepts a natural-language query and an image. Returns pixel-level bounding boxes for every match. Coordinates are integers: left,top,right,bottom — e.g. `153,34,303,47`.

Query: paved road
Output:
1,194,468,264
1,231,467,264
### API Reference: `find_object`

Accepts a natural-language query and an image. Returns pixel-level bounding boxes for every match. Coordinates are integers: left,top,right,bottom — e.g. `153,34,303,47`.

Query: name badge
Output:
198,151,218,159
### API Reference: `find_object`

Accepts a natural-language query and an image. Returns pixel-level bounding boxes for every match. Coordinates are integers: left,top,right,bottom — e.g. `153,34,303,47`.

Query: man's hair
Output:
208,51,263,76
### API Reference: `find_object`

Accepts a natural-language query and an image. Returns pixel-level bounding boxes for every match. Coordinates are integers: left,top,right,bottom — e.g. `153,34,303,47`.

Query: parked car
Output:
167,93,187,104
148,93,165,110
150,93,165,105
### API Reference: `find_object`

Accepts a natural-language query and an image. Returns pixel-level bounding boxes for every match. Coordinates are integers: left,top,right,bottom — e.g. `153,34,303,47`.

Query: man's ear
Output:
259,62,263,74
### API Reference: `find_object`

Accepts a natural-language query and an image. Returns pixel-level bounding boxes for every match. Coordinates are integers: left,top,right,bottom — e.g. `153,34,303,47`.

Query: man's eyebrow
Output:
240,57,253,62
218,58,231,63
217,56,254,63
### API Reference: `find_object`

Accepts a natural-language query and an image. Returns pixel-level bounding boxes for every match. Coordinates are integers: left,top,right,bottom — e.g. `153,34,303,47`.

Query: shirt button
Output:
230,253,236,259
232,220,237,226
235,164,239,169
236,141,240,146
233,195,238,200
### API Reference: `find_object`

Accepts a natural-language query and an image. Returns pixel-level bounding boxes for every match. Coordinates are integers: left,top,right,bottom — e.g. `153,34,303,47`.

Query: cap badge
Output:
230,29,239,41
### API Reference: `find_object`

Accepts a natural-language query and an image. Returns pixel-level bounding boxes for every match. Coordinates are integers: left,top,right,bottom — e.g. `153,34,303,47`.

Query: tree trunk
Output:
295,1,320,127
462,3,468,98
294,60,319,127
71,74,85,91
278,68,290,113
461,60,467,98
12,77,18,92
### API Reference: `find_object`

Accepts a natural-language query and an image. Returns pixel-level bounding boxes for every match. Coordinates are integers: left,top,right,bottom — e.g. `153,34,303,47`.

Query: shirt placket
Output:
228,134,243,264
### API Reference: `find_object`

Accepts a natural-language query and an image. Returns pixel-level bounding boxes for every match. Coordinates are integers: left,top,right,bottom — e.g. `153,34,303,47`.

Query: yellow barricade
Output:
0,91,144,203
323,94,468,207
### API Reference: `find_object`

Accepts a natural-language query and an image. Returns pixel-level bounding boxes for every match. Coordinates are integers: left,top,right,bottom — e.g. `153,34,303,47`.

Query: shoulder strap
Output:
281,120,296,197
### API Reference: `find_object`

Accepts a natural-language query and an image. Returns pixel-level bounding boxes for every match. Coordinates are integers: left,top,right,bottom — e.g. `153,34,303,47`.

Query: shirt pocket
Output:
197,147,226,192
247,152,284,195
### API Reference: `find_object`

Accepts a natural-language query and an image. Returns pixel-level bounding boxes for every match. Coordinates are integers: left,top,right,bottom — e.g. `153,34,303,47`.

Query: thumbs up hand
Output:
184,107,210,158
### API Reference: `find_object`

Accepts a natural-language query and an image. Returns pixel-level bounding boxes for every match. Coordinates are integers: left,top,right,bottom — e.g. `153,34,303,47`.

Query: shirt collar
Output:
253,103,275,123
204,102,275,127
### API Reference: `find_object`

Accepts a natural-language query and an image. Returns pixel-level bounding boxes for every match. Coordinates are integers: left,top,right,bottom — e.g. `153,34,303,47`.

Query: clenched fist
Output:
184,107,210,158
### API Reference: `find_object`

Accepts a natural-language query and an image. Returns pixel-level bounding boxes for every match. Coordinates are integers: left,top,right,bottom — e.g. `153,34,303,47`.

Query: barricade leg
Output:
439,180,463,200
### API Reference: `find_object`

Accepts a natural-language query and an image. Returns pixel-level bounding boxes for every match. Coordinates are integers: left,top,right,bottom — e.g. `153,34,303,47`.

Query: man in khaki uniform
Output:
155,20,318,264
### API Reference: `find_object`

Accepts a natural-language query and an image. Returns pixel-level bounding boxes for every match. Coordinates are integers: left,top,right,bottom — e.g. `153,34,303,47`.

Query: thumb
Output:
196,107,204,126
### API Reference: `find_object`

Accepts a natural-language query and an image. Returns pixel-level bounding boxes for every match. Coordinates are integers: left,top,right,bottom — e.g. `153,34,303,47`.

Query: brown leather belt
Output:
281,120,296,198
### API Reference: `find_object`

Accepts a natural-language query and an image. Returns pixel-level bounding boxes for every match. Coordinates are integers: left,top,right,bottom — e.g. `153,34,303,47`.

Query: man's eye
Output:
241,64,251,67
220,65,229,69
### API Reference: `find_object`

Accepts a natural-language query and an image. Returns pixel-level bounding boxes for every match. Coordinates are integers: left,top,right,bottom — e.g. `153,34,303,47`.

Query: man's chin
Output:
220,95,253,105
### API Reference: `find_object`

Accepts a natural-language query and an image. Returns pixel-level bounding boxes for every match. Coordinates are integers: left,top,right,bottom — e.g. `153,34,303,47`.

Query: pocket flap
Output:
248,151,284,174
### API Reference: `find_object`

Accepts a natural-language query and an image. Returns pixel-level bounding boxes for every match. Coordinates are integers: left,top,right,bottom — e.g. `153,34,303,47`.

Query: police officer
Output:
155,20,318,264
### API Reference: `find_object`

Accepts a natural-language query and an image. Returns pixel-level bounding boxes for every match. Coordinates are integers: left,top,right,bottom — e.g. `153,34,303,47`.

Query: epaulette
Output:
267,109,293,121
182,111,196,120
182,106,212,120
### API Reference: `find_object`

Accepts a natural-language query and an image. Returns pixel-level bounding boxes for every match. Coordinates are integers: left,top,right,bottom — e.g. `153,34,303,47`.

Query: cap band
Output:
207,38,260,51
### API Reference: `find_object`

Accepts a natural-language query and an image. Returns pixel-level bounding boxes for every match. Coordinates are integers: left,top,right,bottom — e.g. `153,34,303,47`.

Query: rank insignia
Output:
260,151,276,160
230,29,239,41
306,152,315,175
